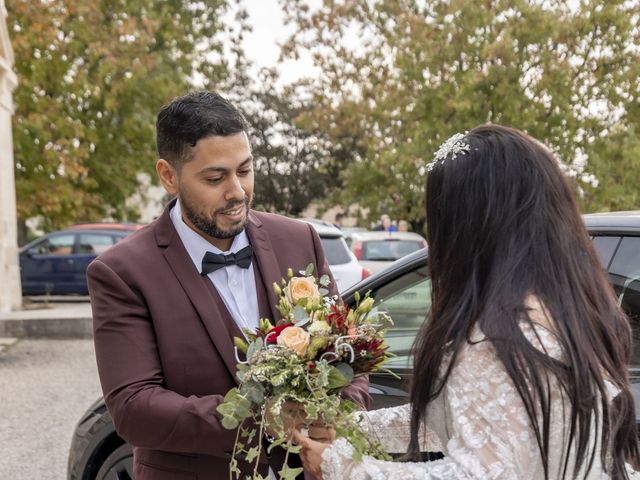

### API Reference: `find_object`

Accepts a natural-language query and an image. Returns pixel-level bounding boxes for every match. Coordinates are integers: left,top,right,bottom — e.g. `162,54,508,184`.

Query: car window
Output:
609,236,640,280
28,234,76,256
591,235,621,269
78,233,117,254
363,240,423,261
368,265,431,367
608,236,640,368
320,236,352,265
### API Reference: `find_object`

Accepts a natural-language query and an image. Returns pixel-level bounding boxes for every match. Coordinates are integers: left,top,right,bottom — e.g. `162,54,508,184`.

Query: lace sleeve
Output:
321,338,540,479
353,404,442,453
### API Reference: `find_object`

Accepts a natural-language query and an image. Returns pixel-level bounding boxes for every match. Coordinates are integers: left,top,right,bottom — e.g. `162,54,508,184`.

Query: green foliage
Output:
326,362,353,389
8,0,231,230
282,0,640,224
226,69,337,216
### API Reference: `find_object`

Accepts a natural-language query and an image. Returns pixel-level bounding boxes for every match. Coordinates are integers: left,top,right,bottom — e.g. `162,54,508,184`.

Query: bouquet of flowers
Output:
217,264,395,480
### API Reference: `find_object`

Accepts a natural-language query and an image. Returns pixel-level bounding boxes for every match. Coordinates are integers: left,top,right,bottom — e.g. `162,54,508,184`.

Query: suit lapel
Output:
246,212,283,323
156,200,242,379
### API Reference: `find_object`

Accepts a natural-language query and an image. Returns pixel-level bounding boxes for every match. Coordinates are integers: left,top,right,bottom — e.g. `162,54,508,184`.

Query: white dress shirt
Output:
170,200,259,336
171,201,277,479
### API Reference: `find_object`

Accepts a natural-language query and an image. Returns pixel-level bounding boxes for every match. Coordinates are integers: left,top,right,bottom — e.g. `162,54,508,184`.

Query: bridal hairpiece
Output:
427,132,471,172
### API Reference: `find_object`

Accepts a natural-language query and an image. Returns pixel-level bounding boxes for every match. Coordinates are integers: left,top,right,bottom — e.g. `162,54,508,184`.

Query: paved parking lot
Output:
0,339,102,480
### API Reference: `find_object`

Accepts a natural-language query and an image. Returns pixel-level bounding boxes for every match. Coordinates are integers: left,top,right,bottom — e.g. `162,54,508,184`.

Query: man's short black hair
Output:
156,91,249,167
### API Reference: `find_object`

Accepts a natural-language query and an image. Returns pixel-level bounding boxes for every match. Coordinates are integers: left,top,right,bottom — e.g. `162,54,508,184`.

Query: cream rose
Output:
277,326,310,356
285,276,320,305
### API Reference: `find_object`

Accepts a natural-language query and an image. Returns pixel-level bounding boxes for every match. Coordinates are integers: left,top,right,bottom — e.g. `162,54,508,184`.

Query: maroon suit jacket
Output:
87,200,371,480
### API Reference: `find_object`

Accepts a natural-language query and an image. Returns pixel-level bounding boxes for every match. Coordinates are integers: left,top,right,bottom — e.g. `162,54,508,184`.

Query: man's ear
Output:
156,159,179,195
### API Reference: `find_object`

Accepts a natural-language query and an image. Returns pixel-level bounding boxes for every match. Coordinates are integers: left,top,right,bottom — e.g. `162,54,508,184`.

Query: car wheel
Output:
95,443,133,480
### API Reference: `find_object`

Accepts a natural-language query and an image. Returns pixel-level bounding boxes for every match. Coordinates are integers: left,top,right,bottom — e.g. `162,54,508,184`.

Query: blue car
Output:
19,228,134,295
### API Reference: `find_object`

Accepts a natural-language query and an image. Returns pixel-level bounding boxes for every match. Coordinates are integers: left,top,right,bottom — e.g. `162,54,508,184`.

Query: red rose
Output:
266,322,293,344
326,304,349,332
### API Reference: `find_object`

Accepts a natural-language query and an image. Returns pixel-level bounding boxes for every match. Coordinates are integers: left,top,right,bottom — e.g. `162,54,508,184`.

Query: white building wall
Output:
0,0,22,312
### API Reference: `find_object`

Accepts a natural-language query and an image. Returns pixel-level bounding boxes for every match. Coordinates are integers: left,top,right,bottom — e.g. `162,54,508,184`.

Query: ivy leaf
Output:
245,445,260,463
267,436,287,454
319,274,331,287
278,466,305,480
285,444,302,454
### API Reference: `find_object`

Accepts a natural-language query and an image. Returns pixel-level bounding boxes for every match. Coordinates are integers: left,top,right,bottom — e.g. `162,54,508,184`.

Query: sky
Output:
236,0,319,85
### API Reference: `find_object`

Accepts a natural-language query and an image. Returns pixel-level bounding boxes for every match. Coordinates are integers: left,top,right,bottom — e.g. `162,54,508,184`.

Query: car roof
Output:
69,222,144,231
299,219,343,238
350,231,426,241
583,211,640,234
61,228,132,235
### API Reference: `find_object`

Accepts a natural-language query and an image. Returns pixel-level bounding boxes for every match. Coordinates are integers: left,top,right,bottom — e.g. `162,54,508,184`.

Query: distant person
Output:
334,212,345,229
294,124,640,479
86,91,370,480
397,220,409,232
384,216,398,232
373,214,397,232
372,214,388,231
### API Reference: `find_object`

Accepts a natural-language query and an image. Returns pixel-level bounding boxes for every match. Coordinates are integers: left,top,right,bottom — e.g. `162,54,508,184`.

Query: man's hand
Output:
264,400,307,438
307,422,336,443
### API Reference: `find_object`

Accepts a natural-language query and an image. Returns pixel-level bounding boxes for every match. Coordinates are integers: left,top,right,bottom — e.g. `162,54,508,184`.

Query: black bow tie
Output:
201,245,253,275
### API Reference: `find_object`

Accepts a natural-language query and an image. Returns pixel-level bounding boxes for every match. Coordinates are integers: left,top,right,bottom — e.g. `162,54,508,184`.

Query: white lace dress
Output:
321,310,640,479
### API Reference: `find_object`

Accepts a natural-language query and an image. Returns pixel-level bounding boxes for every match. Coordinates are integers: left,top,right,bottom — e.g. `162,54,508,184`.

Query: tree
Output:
8,0,231,239
281,0,640,228
230,69,337,216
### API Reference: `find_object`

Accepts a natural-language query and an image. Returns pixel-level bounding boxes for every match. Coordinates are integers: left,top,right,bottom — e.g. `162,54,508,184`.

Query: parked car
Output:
340,226,368,247
19,227,138,295
301,219,371,292
350,231,428,273
584,211,640,372
69,222,146,231
67,212,640,479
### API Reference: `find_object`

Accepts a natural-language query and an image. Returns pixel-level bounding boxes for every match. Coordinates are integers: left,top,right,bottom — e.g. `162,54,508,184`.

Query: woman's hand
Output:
292,429,330,479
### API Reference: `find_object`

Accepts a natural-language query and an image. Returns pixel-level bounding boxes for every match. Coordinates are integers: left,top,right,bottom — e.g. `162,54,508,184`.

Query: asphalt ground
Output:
0,338,102,480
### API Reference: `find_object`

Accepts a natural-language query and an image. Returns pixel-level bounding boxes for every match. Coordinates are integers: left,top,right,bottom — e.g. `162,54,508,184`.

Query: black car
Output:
67,212,640,480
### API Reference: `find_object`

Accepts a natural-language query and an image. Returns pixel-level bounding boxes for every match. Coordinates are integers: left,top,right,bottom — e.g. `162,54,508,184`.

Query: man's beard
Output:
181,194,252,240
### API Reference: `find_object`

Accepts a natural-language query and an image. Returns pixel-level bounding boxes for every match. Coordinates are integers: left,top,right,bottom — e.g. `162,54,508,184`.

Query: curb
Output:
0,317,93,339
0,302,93,339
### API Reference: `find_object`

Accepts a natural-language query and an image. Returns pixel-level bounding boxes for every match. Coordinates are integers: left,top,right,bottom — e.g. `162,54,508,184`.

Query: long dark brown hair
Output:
408,124,639,478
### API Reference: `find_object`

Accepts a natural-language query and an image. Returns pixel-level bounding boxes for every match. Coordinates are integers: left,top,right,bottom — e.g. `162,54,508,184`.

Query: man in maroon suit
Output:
87,91,370,479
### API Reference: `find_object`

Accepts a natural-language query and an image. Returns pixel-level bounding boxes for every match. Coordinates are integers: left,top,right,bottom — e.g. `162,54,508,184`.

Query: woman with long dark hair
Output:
294,125,640,479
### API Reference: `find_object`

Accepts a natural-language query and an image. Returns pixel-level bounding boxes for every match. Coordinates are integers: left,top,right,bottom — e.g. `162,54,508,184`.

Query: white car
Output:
349,231,428,273
302,220,371,292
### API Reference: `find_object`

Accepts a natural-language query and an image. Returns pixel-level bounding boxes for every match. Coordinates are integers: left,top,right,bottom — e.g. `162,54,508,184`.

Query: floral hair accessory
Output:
427,132,471,172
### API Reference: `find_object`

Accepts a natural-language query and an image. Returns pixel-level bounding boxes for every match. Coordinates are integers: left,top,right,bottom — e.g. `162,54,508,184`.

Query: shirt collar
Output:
170,199,250,274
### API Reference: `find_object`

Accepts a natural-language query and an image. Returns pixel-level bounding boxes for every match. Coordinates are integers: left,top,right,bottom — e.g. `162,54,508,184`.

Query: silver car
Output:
302,220,371,292
350,231,428,273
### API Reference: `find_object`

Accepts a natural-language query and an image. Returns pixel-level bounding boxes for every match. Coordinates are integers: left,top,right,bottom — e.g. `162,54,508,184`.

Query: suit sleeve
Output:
88,258,244,457
306,224,372,411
